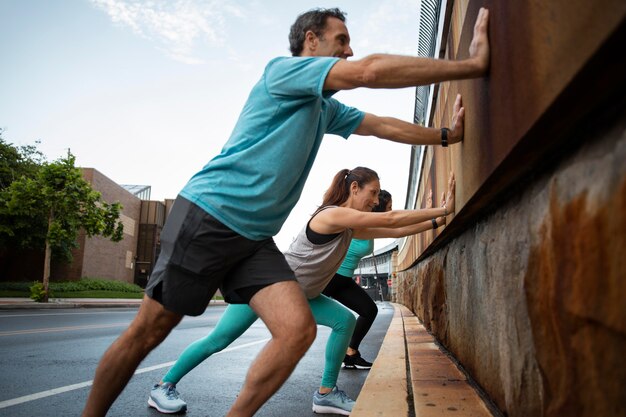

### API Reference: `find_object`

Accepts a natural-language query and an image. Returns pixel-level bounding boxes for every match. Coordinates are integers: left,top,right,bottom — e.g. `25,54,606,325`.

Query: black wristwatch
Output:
441,128,450,147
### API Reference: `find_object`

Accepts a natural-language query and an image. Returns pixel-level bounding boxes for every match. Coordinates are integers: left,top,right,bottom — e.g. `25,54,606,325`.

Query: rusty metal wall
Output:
398,0,626,269
394,1,626,416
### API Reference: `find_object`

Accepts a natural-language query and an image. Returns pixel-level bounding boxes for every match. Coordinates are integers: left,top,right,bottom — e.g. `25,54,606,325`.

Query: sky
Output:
1,0,423,252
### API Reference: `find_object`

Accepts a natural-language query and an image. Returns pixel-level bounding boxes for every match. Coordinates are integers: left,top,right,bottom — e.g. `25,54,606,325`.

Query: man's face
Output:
313,17,353,59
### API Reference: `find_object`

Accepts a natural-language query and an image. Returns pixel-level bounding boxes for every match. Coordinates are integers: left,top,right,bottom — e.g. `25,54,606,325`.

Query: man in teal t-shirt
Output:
83,7,490,417
181,56,364,241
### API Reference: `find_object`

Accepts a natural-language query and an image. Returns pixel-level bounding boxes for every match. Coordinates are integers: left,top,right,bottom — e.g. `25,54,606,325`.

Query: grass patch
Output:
53,290,144,299
0,278,144,300
0,290,30,297
0,290,144,299
0,279,224,301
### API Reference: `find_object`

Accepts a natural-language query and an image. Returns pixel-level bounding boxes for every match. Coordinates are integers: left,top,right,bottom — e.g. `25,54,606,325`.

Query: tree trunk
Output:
42,210,53,303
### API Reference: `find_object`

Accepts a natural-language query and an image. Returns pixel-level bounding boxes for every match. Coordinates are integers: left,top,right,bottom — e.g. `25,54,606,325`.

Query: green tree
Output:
0,128,46,190
0,150,124,301
0,131,47,249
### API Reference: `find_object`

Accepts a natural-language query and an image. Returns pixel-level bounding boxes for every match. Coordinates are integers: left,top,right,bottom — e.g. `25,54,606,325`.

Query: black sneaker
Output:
343,351,373,369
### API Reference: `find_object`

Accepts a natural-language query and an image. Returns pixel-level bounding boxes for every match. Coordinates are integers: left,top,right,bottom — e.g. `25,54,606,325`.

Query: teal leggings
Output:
163,295,356,389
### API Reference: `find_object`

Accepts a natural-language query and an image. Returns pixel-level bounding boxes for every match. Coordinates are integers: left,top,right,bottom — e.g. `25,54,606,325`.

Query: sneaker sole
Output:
147,396,187,414
312,403,351,415
343,363,371,369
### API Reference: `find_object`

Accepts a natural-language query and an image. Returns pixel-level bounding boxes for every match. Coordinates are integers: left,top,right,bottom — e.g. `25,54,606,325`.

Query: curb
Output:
352,303,494,417
0,299,142,310
351,302,409,416
0,302,143,310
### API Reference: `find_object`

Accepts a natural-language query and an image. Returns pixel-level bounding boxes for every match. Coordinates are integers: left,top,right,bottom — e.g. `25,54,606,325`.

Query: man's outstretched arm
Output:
325,8,489,91
354,94,465,145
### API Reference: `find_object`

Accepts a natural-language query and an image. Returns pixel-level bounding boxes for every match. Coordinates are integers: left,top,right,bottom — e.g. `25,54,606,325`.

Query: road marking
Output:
0,315,221,336
0,337,270,409
0,307,226,319
0,322,131,336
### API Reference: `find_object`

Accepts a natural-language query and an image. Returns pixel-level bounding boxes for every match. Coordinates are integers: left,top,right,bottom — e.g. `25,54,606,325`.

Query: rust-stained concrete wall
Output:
396,116,626,416
394,0,626,416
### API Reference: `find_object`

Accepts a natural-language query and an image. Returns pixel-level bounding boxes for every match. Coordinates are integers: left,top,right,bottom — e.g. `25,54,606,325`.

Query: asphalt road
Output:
0,301,394,416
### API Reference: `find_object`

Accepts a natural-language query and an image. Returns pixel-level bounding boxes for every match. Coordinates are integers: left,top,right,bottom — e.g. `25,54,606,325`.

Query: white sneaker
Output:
148,382,187,414
312,386,355,415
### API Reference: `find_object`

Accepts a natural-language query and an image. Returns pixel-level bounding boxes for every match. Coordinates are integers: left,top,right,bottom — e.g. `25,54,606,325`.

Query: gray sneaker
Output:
312,386,355,415
148,383,187,414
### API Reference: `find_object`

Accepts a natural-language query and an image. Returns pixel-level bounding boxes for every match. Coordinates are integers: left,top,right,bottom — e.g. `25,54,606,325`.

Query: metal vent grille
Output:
413,0,441,125
405,0,442,211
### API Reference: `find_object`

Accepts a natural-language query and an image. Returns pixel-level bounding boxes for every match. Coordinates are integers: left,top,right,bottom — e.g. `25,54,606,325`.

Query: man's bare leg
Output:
226,281,316,417
81,295,183,417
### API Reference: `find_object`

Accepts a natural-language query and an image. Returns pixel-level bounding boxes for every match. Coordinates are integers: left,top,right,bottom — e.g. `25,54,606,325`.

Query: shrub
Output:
57,278,143,293
3,278,143,295
29,281,52,302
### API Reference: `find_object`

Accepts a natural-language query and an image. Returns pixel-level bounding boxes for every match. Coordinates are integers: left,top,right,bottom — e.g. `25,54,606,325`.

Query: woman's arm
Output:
311,207,447,234
310,174,455,235
353,216,446,239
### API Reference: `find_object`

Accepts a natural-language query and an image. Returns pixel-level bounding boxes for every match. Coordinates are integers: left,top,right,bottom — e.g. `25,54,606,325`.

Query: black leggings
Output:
322,273,378,351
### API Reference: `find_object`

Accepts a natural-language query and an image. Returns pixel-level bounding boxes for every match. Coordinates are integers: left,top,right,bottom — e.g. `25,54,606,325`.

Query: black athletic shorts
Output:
145,196,296,316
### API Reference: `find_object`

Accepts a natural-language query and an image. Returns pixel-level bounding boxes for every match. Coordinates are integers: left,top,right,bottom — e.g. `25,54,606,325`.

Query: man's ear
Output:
304,30,318,52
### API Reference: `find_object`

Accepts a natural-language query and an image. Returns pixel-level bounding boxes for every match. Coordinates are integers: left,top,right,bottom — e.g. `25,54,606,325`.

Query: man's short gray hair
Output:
288,8,347,56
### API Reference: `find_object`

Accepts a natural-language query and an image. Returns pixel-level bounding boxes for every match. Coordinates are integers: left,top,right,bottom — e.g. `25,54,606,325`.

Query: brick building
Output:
50,168,142,284
133,198,175,287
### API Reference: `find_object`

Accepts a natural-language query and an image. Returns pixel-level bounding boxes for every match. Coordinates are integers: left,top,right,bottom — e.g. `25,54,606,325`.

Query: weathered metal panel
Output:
400,0,626,266
395,1,626,416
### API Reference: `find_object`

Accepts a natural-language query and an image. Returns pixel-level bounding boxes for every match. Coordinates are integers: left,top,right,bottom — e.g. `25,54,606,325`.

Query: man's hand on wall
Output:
469,7,490,75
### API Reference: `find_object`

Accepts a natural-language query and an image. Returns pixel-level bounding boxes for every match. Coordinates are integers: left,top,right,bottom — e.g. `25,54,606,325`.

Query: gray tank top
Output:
284,207,353,299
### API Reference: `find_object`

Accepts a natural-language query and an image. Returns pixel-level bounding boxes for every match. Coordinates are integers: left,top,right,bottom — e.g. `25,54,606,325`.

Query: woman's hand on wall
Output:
444,173,456,215
449,94,465,144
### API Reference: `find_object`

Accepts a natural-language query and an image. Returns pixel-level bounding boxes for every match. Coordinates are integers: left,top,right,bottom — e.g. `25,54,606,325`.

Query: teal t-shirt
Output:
180,56,365,240
336,239,374,277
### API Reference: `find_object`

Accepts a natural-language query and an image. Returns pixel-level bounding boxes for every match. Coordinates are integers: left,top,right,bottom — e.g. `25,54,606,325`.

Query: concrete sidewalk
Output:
353,303,496,417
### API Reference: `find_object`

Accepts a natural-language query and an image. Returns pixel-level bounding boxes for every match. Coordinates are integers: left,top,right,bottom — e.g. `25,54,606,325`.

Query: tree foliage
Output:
0,128,46,190
0,131,48,249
